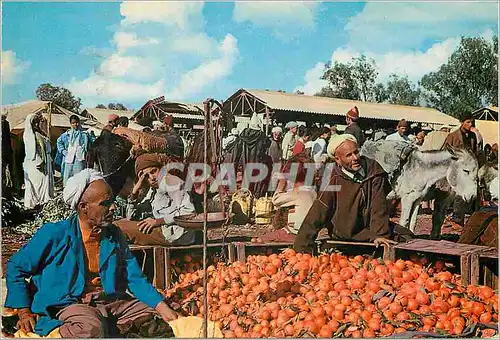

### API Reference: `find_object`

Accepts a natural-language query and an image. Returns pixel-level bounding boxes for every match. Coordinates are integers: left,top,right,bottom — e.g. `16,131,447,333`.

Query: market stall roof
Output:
224,89,459,126
2,100,96,130
475,120,499,145
80,107,135,125
473,106,498,121
133,97,204,121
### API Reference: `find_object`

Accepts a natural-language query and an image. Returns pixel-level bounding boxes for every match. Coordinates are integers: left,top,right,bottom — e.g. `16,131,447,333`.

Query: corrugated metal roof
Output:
81,108,135,125
243,89,459,126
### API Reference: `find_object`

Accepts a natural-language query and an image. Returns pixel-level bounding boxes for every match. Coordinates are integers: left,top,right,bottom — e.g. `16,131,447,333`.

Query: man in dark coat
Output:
294,134,396,253
224,117,271,199
344,106,365,147
442,112,478,225
442,112,477,154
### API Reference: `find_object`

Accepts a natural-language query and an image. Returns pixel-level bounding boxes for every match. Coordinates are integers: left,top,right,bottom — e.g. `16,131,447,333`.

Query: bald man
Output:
5,170,178,338
294,134,395,253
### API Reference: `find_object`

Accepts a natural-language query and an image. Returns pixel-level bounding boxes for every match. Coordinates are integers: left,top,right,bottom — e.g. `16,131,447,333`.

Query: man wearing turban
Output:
294,134,397,253
5,169,179,338
344,106,365,147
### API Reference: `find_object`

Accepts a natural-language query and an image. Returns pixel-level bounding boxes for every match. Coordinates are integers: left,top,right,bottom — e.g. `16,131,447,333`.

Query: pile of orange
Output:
164,249,498,338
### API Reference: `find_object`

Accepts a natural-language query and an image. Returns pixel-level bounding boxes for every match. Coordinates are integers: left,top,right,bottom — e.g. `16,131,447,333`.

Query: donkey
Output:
361,140,479,239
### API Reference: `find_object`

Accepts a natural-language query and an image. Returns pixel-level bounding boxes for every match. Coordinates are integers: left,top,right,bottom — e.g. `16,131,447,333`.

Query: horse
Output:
361,140,479,239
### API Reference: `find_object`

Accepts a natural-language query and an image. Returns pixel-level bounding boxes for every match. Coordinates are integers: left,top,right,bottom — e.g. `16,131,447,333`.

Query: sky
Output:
1,1,498,111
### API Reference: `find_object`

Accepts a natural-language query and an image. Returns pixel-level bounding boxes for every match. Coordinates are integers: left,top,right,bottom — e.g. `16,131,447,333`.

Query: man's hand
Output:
131,172,148,197
155,301,180,323
17,308,37,334
138,218,162,234
374,237,397,248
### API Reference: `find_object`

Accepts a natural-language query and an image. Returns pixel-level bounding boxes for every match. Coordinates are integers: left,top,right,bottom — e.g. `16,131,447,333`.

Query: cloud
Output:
70,2,240,105
66,74,164,104
98,53,157,80
167,34,239,100
1,50,30,85
113,32,159,52
295,35,463,95
170,33,216,55
345,2,498,52
120,1,204,29
233,2,321,28
294,2,498,95
294,62,327,95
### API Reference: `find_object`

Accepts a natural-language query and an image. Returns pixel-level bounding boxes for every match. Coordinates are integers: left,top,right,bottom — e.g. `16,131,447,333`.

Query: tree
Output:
318,61,359,100
373,83,388,103
317,55,379,102
36,83,82,113
107,103,128,110
351,55,378,102
420,36,498,116
385,74,421,106
96,104,106,109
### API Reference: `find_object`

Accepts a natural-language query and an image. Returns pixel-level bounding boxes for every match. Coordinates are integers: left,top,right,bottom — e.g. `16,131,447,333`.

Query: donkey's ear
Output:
445,145,460,160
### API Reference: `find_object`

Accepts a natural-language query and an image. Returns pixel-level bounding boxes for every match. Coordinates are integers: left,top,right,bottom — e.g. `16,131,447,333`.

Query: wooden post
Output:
470,253,480,285
460,253,471,287
227,244,236,263
153,247,167,290
265,106,270,135
164,249,171,289
236,243,246,262
46,102,52,138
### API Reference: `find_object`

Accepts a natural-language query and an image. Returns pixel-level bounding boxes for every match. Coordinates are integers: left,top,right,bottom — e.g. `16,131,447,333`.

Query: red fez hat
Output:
108,114,119,122
347,106,359,119
163,114,173,126
398,119,408,128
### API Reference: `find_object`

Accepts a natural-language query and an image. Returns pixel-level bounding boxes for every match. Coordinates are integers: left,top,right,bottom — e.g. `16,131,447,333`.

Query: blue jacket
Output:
5,214,164,336
56,129,91,173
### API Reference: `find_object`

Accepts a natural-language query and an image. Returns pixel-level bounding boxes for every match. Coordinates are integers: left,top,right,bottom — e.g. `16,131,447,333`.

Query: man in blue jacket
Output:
5,169,179,337
56,115,91,186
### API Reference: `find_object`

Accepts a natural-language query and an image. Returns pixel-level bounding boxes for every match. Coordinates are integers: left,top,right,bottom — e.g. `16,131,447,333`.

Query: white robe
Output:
23,114,54,209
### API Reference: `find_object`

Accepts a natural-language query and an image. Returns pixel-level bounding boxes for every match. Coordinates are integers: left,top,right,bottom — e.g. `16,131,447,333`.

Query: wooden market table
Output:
391,239,497,286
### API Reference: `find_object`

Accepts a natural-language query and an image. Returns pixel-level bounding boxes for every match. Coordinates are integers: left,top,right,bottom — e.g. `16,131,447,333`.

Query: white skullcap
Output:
272,126,282,134
230,128,239,135
327,133,357,157
489,177,498,200
285,121,298,129
439,125,451,131
63,169,105,210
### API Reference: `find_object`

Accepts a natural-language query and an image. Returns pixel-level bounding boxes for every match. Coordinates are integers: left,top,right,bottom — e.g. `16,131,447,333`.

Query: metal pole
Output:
202,99,209,338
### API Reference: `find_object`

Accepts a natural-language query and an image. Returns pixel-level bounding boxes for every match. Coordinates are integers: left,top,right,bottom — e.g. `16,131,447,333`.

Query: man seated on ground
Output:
115,153,196,246
5,169,179,338
294,134,403,253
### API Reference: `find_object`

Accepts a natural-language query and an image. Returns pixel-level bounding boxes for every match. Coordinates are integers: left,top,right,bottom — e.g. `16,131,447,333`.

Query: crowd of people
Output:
2,105,498,337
